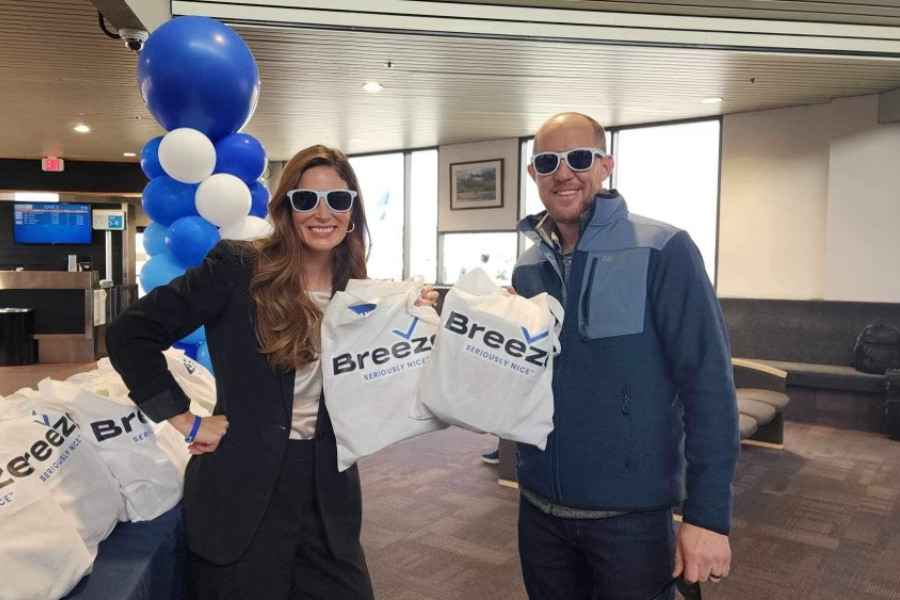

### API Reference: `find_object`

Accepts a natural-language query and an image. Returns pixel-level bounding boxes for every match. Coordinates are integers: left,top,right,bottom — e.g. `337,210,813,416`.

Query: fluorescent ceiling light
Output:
15,192,60,202
363,82,384,93
74,124,91,133
123,152,137,157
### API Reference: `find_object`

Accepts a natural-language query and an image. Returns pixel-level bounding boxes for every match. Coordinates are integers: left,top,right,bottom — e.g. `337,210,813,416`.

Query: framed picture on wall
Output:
449,159,503,210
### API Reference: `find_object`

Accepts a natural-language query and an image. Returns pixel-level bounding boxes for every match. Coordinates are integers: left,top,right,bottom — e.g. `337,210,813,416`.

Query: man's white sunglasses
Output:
531,147,606,176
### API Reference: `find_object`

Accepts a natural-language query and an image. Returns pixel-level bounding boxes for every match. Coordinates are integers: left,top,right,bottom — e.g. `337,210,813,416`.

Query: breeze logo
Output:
0,414,80,491
332,316,434,381
182,355,196,374
444,310,549,376
90,409,155,443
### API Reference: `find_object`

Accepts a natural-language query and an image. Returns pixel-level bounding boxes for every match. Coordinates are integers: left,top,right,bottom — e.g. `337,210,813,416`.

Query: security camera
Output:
119,29,149,52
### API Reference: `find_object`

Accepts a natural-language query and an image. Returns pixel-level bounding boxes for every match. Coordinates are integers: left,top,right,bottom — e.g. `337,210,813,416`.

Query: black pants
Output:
518,497,675,600
188,440,373,600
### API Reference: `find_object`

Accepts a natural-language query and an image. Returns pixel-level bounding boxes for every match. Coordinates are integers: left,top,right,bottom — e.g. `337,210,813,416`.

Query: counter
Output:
0,271,104,362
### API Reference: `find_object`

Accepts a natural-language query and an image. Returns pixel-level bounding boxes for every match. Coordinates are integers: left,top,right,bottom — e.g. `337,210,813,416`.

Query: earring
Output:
347,221,356,233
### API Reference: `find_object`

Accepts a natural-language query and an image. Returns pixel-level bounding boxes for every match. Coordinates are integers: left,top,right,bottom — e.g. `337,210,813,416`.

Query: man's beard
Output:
546,195,592,225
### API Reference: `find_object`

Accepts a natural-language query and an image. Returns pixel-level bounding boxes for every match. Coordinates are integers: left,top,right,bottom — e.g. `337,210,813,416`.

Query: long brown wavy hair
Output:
250,145,370,371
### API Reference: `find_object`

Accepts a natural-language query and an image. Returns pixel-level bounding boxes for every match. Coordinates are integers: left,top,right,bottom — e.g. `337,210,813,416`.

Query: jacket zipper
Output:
525,197,620,503
537,218,593,503
581,256,598,338
622,388,632,473
552,251,581,502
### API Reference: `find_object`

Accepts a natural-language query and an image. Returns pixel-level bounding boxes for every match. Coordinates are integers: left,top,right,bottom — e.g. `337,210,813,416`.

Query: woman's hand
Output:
415,284,439,307
168,411,229,455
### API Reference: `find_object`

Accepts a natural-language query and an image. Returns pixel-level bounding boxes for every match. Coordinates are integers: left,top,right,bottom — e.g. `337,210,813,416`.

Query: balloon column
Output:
136,16,274,373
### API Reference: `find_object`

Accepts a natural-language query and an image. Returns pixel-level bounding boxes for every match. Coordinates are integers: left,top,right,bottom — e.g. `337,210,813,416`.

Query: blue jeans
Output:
518,497,675,600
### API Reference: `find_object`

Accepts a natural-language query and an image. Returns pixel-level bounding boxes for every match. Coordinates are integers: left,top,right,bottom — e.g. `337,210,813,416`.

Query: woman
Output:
107,145,436,599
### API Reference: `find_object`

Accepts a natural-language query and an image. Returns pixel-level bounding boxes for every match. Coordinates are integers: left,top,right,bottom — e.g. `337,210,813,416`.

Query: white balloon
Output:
195,174,252,227
219,216,274,241
158,128,216,184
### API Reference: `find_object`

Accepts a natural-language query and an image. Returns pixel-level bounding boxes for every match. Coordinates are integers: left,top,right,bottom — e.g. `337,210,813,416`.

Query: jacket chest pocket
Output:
578,248,649,340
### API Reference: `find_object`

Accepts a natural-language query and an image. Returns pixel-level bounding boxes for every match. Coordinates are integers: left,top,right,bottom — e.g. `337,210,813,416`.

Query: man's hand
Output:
672,522,731,584
414,285,439,307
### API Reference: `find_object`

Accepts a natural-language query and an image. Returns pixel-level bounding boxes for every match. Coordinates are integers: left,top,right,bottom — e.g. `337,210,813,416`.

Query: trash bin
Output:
0,308,36,366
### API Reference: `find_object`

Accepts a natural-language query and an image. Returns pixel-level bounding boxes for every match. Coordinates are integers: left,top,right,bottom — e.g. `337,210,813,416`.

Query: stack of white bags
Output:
0,350,214,600
0,269,563,598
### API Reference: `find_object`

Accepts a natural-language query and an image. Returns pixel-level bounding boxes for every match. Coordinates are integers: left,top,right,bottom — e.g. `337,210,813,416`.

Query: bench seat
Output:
756,360,885,394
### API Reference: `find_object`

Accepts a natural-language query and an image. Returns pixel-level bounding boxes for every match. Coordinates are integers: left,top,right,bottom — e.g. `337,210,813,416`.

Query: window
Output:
439,232,518,286
347,149,438,282
613,120,720,282
135,229,147,297
521,139,543,219
408,149,438,281
349,153,405,280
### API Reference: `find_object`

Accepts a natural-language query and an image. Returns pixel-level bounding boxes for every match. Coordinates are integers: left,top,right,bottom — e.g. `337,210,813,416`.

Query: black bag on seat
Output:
854,320,900,374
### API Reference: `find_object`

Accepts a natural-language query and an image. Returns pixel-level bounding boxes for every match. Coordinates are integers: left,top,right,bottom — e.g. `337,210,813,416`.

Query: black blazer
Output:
106,241,362,565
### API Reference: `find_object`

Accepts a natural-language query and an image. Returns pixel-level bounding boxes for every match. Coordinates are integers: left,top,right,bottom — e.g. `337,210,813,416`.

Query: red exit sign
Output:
42,157,65,172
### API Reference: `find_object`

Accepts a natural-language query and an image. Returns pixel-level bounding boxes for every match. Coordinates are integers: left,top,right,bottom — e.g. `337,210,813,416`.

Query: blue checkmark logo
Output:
32,409,50,427
348,302,377,315
521,327,549,344
393,317,420,340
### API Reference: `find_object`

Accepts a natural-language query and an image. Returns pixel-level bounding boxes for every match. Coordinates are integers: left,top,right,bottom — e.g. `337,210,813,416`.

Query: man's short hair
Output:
540,112,608,151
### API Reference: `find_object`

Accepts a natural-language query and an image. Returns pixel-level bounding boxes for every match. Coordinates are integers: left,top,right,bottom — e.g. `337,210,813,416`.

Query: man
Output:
512,112,739,600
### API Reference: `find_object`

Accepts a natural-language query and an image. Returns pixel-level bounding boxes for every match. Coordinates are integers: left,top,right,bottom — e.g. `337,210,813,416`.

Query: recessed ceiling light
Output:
123,152,137,157
73,124,91,133
702,97,724,104
363,82,384,93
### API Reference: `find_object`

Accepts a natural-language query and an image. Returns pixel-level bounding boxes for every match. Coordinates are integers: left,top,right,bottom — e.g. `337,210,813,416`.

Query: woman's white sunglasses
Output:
285,189,357,213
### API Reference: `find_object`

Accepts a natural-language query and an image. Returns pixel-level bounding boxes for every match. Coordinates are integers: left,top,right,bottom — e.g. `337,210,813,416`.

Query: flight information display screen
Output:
13,203,93,244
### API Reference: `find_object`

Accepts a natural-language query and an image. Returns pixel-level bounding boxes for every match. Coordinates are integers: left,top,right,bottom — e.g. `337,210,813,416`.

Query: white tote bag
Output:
322,278,445,471
0,455,93,600
37,378,182,522
0,388,42,421
96,351,218,414
411,268,563,449
0,414,124,558
92,355,213,476
163,350,218,413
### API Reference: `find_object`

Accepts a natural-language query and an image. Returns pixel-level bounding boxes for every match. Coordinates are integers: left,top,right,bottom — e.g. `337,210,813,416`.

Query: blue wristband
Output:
184,415,201,443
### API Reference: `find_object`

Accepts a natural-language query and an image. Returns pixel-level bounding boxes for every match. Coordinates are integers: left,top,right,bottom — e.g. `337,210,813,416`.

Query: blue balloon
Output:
214,133,266,184
166,216,220,267
140,136,165,179
248,181,270,218
142,176,199,227
195,341,213,375
140,253,186,293
137,16,260,142
142,221,168,257
171,341,199,360
179,325,206,345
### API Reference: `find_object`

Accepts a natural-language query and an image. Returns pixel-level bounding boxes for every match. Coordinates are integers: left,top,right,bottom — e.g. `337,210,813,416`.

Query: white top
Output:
290,289,331,440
